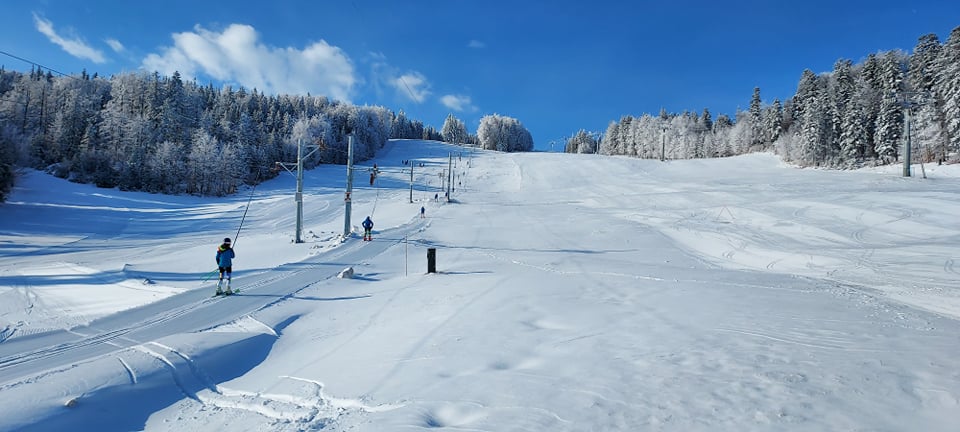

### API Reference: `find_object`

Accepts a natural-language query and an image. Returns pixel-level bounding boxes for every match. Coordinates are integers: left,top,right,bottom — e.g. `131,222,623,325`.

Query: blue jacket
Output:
362,218,373,229
216,244,235,267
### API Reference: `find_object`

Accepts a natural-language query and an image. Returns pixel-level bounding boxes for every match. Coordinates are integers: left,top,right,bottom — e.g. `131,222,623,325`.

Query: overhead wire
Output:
231,169,261,248
0,49,76,78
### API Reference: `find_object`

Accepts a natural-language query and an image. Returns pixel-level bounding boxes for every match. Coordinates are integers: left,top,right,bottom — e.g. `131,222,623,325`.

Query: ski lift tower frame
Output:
275,137,324,243
897,90,930,178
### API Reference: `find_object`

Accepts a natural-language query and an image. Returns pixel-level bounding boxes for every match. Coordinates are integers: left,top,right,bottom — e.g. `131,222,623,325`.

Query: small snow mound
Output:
338,267,355,279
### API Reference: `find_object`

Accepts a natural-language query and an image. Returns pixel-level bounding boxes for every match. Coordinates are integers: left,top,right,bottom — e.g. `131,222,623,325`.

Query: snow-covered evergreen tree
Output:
794,69,828,165
749,87,763,149
908,33,947,163
390,110,413,139
700,108,713,134
832,59,859,165
711,113,734,157
565,130,598,154
692,108,714,158
440,114,469,145
937,26,960,161
763,99,783,148
873,52,905,163
713,113,733,133
476,114,533,152
599,116,634,156
910,34,943,94
858,54,882,160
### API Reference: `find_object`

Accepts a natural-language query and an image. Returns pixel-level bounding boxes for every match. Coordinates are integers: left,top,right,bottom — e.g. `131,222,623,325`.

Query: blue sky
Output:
1,1,957,150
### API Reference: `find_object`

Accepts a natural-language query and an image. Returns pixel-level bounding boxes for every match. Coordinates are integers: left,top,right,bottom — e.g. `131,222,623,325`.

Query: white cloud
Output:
32,14,106,64
440,94,475,112
391,72,430,103
105,38,125,53
468,40,486,49
142,24,356,102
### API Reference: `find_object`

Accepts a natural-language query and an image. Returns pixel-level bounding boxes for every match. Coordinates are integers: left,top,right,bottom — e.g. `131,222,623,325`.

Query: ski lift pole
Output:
446,153,453,201
343,133,354,238
276,138,322,243
296,138,304,242
409,160,415,204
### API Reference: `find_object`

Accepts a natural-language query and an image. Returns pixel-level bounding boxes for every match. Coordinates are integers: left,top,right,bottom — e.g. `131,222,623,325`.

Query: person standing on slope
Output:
215,238,236,295
362,216,374,241
369,164,380,186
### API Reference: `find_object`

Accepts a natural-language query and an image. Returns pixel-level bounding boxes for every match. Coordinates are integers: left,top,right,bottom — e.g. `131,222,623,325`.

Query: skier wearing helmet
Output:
362,216,374,241
215,237,236,295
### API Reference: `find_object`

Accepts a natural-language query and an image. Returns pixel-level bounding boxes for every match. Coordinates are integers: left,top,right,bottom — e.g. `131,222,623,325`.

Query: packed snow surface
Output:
0,140,958,431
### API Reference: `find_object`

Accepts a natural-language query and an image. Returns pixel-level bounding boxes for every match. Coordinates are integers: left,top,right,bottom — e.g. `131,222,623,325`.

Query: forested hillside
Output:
3,27,957,201
0,69,441,199
570,28,960,169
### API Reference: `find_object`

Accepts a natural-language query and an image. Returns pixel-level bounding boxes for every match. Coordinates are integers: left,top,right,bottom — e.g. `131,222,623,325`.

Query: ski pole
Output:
202,268,220,282
200,268,220,283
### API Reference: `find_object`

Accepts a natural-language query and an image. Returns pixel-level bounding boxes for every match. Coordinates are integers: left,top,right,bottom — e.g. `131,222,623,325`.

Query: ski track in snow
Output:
0,218,425,383
0,297,206,373
130,338,402,428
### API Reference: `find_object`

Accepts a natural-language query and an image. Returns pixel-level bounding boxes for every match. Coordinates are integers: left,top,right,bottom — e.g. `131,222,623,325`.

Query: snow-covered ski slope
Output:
1,139,958,431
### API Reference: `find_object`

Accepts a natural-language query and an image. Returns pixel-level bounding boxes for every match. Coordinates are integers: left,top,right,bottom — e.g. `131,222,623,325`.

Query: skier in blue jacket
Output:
362,216,374,241
215,238,236,295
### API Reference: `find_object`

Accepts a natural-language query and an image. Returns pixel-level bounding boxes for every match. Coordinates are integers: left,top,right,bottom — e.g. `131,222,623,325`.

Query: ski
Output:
211,289,240,298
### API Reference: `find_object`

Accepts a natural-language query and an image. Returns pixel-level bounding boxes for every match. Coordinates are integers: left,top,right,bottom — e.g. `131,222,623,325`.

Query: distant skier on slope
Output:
215,238,236,295
362,216,374,241
369,163,380,185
